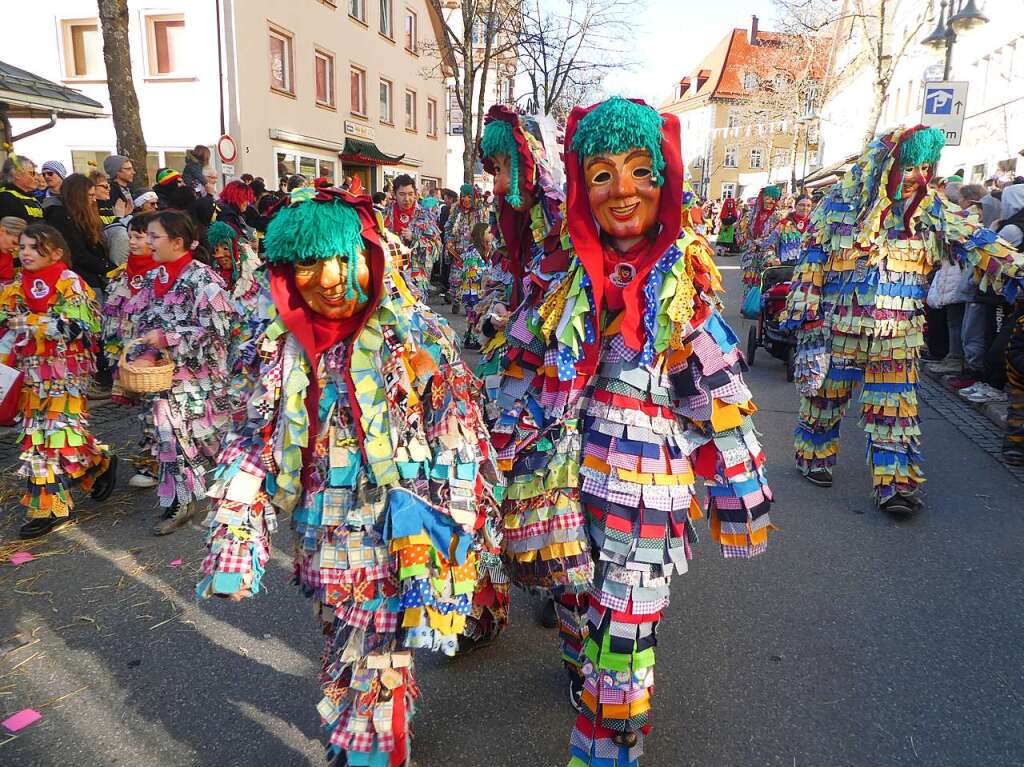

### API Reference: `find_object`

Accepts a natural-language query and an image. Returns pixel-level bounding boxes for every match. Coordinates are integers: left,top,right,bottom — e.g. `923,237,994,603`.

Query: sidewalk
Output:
922,368,1008,430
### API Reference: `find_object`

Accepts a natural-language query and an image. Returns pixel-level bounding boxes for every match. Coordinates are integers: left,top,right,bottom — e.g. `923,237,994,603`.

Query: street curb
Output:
923,368,1008,430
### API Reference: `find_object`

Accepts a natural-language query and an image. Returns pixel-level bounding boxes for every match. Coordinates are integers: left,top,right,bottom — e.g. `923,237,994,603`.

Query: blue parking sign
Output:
924,88,954,115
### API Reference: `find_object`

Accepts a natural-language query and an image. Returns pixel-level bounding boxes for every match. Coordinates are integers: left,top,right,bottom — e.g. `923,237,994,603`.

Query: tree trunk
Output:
461,58,476,184
862,75,888,145
97,0,149,187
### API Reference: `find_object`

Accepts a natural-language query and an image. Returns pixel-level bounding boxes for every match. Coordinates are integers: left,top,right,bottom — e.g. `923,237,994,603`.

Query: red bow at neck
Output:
152,252,194,298
21,262,67,313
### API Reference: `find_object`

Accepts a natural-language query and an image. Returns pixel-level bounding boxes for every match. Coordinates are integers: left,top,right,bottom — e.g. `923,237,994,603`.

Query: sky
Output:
600,0,779,106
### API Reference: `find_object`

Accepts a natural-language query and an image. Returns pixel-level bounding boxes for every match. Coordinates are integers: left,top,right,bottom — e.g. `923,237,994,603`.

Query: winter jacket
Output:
44,202,113,290
1008,309,1024,376
182,157,206,194
996,184,1024,250
0,184,44,224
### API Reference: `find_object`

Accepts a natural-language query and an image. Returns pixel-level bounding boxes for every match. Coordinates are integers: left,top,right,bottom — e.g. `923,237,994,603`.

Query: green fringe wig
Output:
763,185,782,200
481,119,522,208
206,220,241,283
570,97,667,186
899,127,945,167
263,197,367,301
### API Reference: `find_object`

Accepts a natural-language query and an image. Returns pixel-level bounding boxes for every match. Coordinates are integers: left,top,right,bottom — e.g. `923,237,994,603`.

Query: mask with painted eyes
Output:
900,162,932,199
490,153,533,213
583,149,661,249
293,250,370,319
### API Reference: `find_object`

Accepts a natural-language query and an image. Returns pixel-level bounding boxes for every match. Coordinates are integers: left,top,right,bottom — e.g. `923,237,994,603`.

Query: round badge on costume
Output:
610,262,636,288
130,274,145,290
157,266,169,283
30,278,50,300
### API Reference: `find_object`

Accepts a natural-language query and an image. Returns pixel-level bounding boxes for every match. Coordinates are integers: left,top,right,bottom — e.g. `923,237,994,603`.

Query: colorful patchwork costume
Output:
197,190,500,765
490,98,773,767
739,185,782,297
0,264,114,524
783,126,1024,511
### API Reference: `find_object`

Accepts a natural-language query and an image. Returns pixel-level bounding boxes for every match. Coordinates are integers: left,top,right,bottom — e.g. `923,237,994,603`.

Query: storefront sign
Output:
345,121,375,141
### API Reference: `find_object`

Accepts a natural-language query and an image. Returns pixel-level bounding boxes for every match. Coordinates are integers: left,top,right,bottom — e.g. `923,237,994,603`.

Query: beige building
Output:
8,0,451,193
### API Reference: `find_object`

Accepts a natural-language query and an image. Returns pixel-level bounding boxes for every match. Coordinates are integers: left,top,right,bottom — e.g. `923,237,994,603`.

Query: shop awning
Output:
340,138,405,166
0,60,105,119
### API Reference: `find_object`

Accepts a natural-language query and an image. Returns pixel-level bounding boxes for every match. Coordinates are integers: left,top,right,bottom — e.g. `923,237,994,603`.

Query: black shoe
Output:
91,454,118,501
19,515,71,539
152,500,196,536
568,673,584,712
1004,452,1024,467
880,493,920,516
804,467,833,487
456,632,498,655
538,597,557,629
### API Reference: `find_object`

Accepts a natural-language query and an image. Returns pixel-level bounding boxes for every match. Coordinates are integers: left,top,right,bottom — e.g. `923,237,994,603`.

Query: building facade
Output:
8,0,450,192
660,18,828,202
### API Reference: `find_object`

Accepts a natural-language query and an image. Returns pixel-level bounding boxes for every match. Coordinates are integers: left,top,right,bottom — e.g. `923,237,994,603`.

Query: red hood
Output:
564,99,683,352
883,124,936,235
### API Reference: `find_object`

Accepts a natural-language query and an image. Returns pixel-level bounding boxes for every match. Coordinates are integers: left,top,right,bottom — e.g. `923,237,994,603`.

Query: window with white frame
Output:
61,19,104,79
749,148,764,169
727,109,740,128
724,146,738,167
315,49,335,107
350,66,367,115
721,182,736,199
268,26,294,94
743,72,757,91
405,89,417,131
404,10,417,52
379,79,394,124
145,14,186,76
276,150,336,187
427,98,438,137
349,0,366,23
379,0,393,38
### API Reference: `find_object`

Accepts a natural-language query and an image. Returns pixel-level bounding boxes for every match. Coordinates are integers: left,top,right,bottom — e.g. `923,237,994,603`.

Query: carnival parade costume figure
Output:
740,185,782,297
197,189,501,765
783,126,1024,514
774,195,813,265
384,178,442,299
444,184,488,312
716,197,739,251
476,104,565,417
490,97,773,767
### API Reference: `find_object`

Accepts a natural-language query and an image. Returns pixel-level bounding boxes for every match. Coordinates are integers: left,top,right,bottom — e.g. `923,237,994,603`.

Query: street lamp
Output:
921,0,989,80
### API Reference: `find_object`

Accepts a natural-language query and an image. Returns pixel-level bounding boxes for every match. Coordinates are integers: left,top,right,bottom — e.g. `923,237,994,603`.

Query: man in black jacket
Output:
0,155,44,224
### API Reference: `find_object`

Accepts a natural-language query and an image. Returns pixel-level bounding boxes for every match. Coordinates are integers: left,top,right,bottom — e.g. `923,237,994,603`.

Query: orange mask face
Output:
584,149,661,247
293,252,371,319
490,153,533,212
900,162,932,199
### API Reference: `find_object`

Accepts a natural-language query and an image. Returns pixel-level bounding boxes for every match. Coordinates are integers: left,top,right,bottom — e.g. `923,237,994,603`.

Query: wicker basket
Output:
118,339,175,394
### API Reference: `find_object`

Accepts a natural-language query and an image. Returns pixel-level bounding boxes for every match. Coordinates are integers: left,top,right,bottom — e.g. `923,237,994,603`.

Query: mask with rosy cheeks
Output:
490,154,533,212
900,162,931,199
293,252,371,319
584,149,661,249
213,243,233,271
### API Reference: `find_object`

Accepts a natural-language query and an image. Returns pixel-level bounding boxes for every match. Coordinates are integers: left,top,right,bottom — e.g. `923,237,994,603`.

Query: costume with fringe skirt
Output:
782,125,1024,502
122,257,235,508
196,190,502,766
491,99,773,767
0,267,112,518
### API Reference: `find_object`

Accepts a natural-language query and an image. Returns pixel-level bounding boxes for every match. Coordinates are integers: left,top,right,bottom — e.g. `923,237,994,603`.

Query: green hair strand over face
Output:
763,185,782,200
263,198,367,301
481,119,522,208
899,127,945,167
570,97,667,186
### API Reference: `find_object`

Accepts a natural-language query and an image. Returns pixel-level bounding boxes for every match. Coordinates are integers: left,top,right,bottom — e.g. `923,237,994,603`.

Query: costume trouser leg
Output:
795,362,859,476
555,590,589,679
151,394,211,508
1005,359,1024,459
861,355,923,501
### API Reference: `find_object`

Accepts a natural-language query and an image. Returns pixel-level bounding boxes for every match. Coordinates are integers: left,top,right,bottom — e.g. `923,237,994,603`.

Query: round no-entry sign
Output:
217,134,237,163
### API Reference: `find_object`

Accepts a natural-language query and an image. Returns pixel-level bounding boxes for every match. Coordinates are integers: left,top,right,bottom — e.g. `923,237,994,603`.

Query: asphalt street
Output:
1,256,1023,767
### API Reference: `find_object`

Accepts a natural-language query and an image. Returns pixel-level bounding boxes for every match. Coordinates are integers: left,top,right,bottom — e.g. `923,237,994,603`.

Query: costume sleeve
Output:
938,199,1024,302
196,328,286,600
161,281,236,377
668,305,773,558
44,275,101,344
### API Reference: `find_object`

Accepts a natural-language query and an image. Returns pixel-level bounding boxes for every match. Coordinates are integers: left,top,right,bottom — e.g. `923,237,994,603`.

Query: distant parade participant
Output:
383,173,441,298
443,183,487,313
774,193,813,264
196,188,499,766
784,126,1024,515
123,210,236,535
739,184,782,297
454,222,491,349
490,97,773,767
0,223,117,538
717,196,739,251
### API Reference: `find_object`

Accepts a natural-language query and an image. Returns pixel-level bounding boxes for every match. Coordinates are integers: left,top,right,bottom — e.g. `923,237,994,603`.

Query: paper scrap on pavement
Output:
9,552,34,566
2,708,42,733
169,559,183,567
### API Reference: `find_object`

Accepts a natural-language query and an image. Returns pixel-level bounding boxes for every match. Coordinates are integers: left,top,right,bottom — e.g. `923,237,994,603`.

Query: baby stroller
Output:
745,264,796,381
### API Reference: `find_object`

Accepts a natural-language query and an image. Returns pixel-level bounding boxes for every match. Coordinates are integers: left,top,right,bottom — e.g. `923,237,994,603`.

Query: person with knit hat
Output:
40,160,67,210
489,97,773,766
783,126,1024,515
104,154,135,210
0,216,26,288
443,183,487,313
122,209,236,535
195,187,500,766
